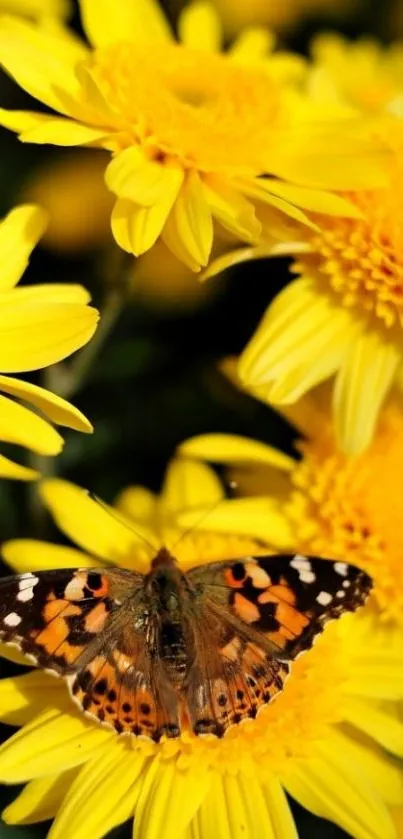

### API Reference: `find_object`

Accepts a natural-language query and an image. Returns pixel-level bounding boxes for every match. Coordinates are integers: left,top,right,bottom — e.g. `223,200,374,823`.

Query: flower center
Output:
285,402,403,625
87,41,287,174
296,150,403,328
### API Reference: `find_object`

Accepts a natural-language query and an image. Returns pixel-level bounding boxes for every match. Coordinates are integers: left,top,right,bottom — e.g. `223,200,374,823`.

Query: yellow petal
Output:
106,149,182,207
178,2,222,52
0,707,112,782
162,457,223,513
135,754,211,839
19,117,108,146
0,455,38,481
49,743,147,839
0,301,99,372
0,284,91,305
178,498,293,547
111,191,184,256
0,204,47,291
253,180,364,219
115,486,158,527
3,769,78,826
39,478,154,561
0,643,33,666
239,278,359,402
0,375,92,433
163,171,213,270
262,778,299,839
178,434,295,472
200,243,280,282
269,149,390,190
0,16,88,115
239,179,317,230
230,27,275,63
0,394,63,454
204,176,261,242
2,539,94,573
80,0,172,47
343,699,403,756
331,730,403,807
0,672,68,727
333,331,400,455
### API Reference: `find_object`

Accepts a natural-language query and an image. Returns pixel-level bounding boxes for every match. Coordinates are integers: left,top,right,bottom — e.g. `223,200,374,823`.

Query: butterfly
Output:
0,549,371,741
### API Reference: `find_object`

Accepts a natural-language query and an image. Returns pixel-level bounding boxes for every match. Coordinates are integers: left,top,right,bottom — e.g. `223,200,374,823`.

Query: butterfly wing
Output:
183,553,371,736
0,568,180,740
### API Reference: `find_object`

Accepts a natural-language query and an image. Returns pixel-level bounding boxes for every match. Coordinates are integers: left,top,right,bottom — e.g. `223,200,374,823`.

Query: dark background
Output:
0,0,398,836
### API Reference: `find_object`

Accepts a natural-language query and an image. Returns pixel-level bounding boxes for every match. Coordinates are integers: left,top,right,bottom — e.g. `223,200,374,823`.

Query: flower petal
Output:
0,672,68,727
163,171,213,270
3,769,78,826
0,394,63,454
80,0,172,48
111,184,184,256
0,376,92,433
230,28,275,63
162,457,223,512
178,498,293,547
0,707,112,782
269,148,390,190
343,699,403,757
0,16,88,115
178,434,295,472
0,284,91,305
49,742,147,839
239,278,359,402
19,117,109,146
115,486,158,528
40,478,155,562
2,539,94,574
0,455,38,481
333,331,400,455
0,204,47,291
106,149,182,207
0,643,33,666
204,176,261,242
178,2,222,52
253,180,364,219
262,778,299,839
135,754,210,839
0,301,99,372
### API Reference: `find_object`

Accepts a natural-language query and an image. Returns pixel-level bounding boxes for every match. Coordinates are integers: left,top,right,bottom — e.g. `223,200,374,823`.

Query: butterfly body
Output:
0,551,372,741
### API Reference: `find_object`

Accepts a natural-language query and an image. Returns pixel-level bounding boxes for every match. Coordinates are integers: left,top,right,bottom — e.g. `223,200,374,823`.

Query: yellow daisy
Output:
0,204,98,480
0,458,402,839
0,0,390,270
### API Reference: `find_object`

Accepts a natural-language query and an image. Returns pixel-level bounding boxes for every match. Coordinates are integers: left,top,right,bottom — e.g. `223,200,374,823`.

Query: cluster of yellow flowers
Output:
0,1,402,839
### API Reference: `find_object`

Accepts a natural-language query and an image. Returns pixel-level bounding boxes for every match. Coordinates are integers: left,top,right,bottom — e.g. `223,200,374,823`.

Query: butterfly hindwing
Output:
188,553,372,659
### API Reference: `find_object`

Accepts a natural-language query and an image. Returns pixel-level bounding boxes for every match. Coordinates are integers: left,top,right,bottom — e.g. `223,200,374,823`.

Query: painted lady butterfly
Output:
0,550,371,741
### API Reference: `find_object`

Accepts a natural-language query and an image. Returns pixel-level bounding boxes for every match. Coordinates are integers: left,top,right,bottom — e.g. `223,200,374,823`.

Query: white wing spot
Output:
300,570,316,584
290,555,312,572
17,587,35,602
316,591,333,606
4,612,22,627
334,562,348,577
342,580,351,589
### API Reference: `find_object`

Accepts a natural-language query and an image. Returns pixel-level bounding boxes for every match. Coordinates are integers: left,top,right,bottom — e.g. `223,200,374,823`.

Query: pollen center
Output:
86,41,287,174
285,403,403,625
297,153,403,328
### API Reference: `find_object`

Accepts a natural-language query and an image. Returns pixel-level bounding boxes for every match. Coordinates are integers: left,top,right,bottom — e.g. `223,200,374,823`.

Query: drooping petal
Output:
2,539,94,574
19,117,109,146
178,2,222,52
80,0,172,48
0,300,99,372
106,149,182,207
239,278,359,402
0,204,47,291
0,672,68,727
230,28,275,63
49,742,148,839
333,331,400,455
0,707,112,783
0,455,38,481
135,754,210,839
39,478,157,561
161,457,224,513
0,376,92,433
0,16,88,116
0,394,63,454
162,171,213,270
250,179,364,219
3,769,78,826
203,176,261,242
111,185,184,256
178,434,295,472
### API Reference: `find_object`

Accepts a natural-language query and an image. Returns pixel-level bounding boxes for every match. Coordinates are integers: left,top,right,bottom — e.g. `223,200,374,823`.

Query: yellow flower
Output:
0,204,98,480
0,0,390,270
308,33,403,116
0,0,71,22
178,390,403,629
214,0,360,38
0,458,402,838
231,122,403,456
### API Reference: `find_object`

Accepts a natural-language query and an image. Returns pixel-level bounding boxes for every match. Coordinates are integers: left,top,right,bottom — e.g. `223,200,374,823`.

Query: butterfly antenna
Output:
87,491,159,556
171,480,238,551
